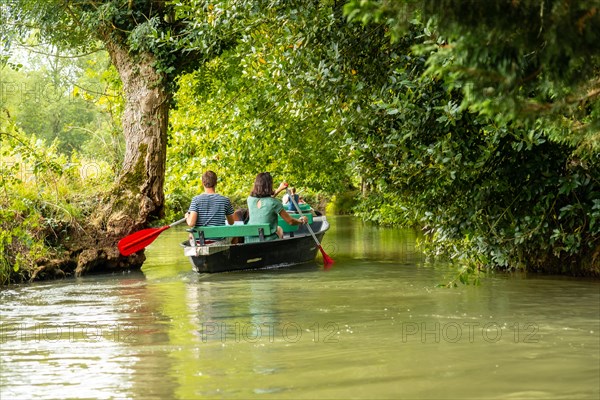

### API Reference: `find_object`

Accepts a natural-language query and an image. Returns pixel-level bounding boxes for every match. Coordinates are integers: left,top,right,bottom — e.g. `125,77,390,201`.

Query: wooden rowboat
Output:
181,215,330,273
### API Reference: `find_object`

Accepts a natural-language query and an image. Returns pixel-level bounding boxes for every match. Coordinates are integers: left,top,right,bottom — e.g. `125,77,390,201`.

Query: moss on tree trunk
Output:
61,40,170,277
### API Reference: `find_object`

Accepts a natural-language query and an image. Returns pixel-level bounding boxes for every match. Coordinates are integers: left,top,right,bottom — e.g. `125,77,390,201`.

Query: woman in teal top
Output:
247,172,307,240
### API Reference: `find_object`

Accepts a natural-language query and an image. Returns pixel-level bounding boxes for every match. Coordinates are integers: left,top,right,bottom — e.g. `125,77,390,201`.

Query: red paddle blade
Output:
318,245,334,266
118,226,170,256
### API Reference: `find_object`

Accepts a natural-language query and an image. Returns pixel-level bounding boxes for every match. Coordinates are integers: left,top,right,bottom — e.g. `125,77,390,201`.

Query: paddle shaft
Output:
285,187,333,265
170,217,188,228
286,188,323,247
128,217,186,247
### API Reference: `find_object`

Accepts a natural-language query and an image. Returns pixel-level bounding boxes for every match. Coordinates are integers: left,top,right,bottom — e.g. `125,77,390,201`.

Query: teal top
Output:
247,196,284,236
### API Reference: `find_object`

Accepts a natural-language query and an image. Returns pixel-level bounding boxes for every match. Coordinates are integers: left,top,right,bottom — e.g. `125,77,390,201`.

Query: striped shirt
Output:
188,193,234,227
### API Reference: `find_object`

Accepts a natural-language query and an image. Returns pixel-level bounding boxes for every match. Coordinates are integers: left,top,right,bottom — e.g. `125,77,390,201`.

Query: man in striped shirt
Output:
185,171,235,227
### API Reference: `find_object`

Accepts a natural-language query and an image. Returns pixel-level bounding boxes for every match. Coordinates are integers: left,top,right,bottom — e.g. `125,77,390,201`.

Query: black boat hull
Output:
182,218,329,273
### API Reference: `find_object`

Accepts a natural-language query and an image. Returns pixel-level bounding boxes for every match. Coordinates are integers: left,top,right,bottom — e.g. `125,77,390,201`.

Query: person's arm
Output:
186,211,197,227
273,182,287,197
225,198,235,225
279,210,307,225
187,197,199,226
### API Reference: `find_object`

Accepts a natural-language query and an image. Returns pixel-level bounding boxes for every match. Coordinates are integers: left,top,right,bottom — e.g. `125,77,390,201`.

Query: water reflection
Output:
1,216,598,399
0,273,178,399
326,216,424,264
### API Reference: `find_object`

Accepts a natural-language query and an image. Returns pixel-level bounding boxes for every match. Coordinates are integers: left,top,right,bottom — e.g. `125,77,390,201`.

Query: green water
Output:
1,216,598,399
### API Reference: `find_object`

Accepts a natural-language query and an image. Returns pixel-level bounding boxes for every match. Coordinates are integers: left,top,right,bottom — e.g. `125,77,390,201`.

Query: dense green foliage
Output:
167,1,599,278
342,0,600,278
1,0,598,283
1,49,124,164
2,0,208,82
0,113,114,283
345,0,600,148
165,2,354,213
0,46,122,283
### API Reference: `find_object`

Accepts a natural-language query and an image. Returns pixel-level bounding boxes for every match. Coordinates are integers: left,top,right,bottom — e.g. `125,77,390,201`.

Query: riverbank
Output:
2,184,599,285
0,128,145,285
1,202,146,285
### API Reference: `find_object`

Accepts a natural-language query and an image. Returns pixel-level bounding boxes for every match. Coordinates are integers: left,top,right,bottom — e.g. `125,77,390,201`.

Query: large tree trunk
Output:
101,42,169,237
69,42,170,276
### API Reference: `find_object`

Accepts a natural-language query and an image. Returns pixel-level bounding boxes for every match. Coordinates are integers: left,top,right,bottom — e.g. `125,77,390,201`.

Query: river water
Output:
1,216,598,399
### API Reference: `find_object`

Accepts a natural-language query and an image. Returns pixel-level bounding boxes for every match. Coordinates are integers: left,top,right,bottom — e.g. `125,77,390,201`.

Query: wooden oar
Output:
286,187,334,265
118,217,187,256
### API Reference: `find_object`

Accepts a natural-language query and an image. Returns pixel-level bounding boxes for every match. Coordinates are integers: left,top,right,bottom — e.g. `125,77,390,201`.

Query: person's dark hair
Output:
234,208,249,224
202,170,218,188
250,172,274,198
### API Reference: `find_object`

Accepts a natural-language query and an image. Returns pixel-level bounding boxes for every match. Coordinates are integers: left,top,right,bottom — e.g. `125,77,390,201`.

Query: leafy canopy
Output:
345,0,600,150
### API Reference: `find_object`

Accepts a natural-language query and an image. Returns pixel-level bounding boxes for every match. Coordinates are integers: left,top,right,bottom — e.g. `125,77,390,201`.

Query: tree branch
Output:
14,43,103,59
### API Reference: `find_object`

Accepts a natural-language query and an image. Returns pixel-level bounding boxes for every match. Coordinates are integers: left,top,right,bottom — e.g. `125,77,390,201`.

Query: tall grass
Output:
1,118,114,284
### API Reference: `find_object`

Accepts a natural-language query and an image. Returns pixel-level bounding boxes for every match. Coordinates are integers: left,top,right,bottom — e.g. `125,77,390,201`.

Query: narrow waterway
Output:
1,216,598,399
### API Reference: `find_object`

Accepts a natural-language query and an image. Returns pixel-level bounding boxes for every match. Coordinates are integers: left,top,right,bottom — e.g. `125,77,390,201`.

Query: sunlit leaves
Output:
165,1,362,206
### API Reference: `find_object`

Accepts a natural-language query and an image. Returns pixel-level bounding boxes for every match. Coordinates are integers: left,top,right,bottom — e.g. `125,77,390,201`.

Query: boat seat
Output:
285,204,313,214
278,213,314,235
298,204,312,212
187,223,271,245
